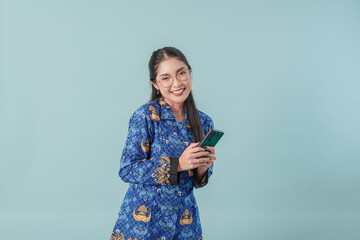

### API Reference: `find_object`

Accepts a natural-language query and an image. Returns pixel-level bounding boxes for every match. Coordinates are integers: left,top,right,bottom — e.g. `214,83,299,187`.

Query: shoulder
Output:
128,100,160,129
131,100,159,118
127,101,159,138
197,109,214,129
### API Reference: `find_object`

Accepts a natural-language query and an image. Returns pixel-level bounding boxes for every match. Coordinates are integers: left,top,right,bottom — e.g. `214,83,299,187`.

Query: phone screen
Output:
199,129,224,148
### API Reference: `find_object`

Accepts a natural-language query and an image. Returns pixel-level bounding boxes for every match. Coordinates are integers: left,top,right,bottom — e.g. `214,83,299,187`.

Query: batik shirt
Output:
110,96,214,240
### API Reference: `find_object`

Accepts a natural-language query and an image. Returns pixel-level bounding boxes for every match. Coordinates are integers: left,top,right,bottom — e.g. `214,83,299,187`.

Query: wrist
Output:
197,167,207,175
195,168,206,181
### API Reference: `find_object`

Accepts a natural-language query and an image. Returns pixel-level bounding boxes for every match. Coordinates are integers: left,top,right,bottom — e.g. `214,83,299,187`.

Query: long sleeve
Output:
194,115,215,189
118,106,179,185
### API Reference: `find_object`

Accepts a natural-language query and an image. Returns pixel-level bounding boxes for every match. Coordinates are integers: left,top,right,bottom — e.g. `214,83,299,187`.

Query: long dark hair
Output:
148,46,203,142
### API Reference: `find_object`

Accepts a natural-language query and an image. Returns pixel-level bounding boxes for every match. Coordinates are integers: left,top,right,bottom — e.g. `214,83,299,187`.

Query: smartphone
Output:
199,128,224,148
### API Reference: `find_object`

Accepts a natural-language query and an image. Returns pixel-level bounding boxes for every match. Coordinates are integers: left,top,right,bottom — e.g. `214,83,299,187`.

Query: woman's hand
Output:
197,146,216,174
178,143,216,171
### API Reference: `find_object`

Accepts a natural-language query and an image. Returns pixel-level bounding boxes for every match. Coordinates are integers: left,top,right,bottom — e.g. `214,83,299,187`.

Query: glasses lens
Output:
177,69,191,81
158,77,172,87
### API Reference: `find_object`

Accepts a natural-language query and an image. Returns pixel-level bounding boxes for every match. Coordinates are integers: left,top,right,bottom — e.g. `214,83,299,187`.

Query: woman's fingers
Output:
180,143,217,171
190,146,206,153
190,142,200,147
189,144,215,153
192,146,215,155
193,158,215,165
195,160,215,168
193,152,216,160
197,158,215,163
205,146,215,154
208,154,216,160
193,152,207,158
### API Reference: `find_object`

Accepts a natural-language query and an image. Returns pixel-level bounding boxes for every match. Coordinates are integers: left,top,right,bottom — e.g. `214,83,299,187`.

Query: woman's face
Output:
152,57,192,107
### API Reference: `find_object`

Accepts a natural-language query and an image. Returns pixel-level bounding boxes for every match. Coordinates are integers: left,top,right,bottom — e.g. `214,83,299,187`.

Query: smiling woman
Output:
151,58,193,122
110,47,217,240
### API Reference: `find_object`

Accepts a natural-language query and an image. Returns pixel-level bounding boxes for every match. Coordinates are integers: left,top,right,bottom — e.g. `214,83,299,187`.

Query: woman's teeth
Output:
172,89,184,94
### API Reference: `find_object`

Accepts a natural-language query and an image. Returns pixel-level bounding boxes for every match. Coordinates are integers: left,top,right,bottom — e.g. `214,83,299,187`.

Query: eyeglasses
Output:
156,68,192,88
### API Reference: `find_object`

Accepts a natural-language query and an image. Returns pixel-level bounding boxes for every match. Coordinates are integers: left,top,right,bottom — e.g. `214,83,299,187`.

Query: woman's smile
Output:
171,88,185,96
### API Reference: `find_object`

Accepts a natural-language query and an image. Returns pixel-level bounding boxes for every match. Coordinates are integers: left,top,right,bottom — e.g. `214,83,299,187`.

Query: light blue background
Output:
1,0,360,239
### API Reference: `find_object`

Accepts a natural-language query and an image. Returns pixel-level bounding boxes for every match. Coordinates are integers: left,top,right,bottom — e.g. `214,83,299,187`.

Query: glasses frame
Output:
155,68,192,88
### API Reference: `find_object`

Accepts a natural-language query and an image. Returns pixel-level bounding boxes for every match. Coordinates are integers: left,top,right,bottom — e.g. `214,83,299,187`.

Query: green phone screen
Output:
199,129,224,147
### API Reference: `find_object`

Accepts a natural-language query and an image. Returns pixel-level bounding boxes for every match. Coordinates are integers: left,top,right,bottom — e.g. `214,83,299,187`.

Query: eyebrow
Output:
158,67,186,77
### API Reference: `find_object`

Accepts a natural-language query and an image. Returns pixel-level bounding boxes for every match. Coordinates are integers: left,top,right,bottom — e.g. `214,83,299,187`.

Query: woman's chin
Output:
167,93,190,104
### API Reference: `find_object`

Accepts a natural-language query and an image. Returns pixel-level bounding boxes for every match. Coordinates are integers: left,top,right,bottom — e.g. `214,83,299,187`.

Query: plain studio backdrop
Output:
1,0,359,239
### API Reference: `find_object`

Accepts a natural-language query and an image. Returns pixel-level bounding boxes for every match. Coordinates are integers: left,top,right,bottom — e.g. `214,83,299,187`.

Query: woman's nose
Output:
171,77,183,87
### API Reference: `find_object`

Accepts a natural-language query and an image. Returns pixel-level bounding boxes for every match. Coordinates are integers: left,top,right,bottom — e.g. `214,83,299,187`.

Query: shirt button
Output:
172,208,175,211
180,138,183,141
168,227,171,231
174,190,178,194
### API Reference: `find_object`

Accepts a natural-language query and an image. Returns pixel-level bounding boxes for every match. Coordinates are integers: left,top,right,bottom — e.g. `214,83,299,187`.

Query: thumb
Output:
190,142,200,147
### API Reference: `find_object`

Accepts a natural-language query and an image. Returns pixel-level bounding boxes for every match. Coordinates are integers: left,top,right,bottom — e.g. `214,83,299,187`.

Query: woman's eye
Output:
179,71,186,75
161,77,169,81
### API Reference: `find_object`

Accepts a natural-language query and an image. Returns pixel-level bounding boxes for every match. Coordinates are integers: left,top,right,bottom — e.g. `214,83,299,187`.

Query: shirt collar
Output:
157,96,190,124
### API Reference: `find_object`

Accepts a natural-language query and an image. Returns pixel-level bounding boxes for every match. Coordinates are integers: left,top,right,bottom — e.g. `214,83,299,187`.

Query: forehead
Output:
157,57,187,75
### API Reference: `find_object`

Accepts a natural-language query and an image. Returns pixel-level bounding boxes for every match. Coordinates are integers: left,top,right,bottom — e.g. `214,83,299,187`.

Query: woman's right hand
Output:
178,142,216,171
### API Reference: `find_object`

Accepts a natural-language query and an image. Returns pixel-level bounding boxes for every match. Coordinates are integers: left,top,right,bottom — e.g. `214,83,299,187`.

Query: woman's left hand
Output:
197,146,216,174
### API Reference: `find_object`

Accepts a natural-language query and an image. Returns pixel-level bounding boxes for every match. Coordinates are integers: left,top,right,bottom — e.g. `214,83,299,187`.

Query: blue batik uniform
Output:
110,97,214,240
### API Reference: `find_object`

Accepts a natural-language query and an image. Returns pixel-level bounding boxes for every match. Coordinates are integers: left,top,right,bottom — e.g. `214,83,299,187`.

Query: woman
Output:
110,46,217,240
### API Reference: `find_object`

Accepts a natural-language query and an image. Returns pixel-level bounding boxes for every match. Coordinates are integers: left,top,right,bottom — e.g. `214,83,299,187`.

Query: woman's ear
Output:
151,81,159,91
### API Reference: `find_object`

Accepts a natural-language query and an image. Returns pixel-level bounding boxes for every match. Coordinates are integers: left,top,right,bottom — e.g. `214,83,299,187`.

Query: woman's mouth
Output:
171,88,185,96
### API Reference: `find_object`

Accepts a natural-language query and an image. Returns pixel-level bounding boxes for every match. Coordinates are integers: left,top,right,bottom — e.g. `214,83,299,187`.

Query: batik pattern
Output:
111,97,214,239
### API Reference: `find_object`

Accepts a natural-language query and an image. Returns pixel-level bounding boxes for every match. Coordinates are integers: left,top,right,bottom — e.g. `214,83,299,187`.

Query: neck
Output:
169,102,183,114
167,101,185,122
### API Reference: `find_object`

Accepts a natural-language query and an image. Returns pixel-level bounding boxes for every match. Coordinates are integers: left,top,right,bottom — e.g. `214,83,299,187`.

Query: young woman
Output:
110,46,217,240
